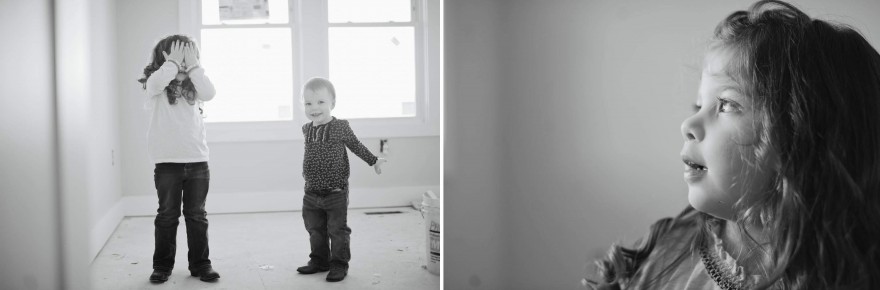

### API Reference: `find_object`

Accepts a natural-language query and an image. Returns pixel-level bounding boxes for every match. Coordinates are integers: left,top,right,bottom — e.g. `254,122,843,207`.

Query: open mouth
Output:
683,159,707,171
310,113,322,117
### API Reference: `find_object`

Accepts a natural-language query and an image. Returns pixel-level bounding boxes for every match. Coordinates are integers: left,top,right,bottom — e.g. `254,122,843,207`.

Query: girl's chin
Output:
688,192,737,220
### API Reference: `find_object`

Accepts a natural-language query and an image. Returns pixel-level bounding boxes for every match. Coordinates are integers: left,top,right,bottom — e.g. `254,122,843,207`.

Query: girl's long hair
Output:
594,1,880,289
137,35,198,106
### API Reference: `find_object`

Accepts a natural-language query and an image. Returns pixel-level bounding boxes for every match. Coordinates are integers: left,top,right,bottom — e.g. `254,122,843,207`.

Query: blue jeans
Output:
302,187,351,269
152,162,212,272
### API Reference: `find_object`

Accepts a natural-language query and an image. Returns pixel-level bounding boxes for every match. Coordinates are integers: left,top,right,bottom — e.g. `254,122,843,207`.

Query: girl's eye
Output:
716,98,741,113
318,101,324,104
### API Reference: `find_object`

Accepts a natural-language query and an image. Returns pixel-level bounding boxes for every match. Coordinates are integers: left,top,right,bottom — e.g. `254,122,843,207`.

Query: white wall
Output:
1,0,106,288
117,0,440,215
443,0,507,289
55,0,93,287
0,1,64,289
444,0,880,289
87,0,125,261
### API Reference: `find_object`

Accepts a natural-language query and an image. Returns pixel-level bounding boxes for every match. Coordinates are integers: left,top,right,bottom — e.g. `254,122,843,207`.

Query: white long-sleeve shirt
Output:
144,61,215,163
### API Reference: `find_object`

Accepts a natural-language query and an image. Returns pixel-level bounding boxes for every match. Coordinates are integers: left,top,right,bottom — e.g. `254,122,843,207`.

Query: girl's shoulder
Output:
633,207,702,249
664,206,701,236
652,207,701,254
592,207,704,289
613,208,704,288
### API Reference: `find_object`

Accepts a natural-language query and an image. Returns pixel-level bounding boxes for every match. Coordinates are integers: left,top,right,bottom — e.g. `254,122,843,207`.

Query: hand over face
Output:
161,40,185,68
184,42,200,69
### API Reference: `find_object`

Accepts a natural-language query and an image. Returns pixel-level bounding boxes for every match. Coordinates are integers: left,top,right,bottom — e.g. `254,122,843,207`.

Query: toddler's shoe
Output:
297,263,331,274
325,267,347,282
149,270,171,283
190,266,220,282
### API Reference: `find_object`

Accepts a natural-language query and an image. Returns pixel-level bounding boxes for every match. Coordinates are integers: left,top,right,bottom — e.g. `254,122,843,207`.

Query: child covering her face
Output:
137,34,220,283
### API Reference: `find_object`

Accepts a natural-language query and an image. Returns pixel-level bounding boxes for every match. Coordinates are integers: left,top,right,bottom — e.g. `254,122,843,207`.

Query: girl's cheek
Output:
730,118,762,145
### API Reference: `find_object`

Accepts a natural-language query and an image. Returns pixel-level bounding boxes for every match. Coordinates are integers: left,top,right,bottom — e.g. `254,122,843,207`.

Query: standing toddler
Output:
296,77,386,282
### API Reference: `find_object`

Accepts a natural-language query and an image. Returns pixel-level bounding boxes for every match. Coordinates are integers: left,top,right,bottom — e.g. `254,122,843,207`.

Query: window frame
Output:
179,0,441,142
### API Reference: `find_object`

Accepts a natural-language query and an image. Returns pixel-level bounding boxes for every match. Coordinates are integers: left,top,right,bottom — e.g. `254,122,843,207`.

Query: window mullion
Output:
290,0,303,125
412,0,424,122
411,0,417,23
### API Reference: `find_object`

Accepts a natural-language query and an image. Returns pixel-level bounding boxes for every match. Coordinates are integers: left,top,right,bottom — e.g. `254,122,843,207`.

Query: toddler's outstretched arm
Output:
338,120,380,168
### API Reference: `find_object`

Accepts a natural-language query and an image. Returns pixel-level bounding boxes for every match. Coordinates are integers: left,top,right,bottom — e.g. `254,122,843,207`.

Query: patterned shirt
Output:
302,117,378,191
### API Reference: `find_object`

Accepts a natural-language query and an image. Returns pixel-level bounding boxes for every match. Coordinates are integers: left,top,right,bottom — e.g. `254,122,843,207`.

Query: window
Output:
328,0,416,119
199,0,294,123
179,0,440,141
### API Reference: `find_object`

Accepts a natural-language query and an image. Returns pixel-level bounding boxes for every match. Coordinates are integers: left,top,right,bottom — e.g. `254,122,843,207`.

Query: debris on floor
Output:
90,208,439,289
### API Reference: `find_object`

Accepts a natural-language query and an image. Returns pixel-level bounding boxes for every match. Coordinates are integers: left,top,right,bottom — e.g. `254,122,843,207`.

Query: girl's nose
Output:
680,113,704,142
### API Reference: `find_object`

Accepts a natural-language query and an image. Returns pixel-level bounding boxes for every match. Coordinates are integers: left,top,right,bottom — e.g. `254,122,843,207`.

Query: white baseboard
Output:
90,199,124,262
122,185,440,217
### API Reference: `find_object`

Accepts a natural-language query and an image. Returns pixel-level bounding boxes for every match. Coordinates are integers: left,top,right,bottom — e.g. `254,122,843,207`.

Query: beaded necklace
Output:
699,243,744,290
699,222,750,290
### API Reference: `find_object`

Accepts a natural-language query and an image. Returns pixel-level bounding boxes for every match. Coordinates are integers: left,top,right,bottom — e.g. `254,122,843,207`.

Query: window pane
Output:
328,27,415,119
200,28,293,123
328,0,411,23
202,0,289,25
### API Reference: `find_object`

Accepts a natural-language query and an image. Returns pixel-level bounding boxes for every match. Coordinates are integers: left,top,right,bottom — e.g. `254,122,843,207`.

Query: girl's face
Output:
302,88,335,125
679,50,775,221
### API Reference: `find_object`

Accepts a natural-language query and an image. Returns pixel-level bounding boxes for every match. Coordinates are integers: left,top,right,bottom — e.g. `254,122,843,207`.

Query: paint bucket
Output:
421,190,440,275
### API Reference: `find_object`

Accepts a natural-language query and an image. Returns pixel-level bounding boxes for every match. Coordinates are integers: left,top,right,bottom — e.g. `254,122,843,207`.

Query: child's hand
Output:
184,42,200,70
161,41,185,69
373,158,387,175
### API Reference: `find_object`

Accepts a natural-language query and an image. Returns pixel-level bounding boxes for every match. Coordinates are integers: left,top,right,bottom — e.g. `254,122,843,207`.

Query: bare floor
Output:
90,207,440,290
